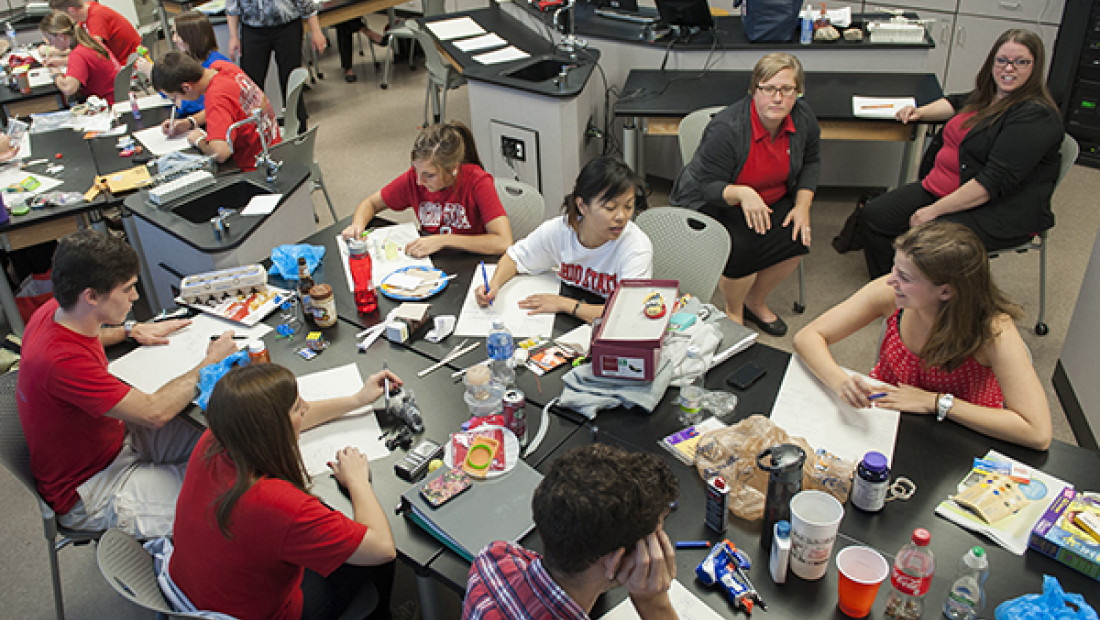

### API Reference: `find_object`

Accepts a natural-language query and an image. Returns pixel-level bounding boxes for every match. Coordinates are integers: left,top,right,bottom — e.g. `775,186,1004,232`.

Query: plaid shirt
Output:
462,542,590,620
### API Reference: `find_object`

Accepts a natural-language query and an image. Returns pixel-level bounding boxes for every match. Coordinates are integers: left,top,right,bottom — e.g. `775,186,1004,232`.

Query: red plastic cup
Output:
836,545,889,618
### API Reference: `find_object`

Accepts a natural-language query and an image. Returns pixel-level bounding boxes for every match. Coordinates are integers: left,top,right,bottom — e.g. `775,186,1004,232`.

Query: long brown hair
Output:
40,11,109,59
410,121,484,186
173,10,219,62
204,364,307,538
961,28,1057,128
894,222,1022,372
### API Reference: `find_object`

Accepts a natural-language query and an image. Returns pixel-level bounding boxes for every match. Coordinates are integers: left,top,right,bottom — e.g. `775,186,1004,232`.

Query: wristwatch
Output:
123,320,137,339
936,393,954,422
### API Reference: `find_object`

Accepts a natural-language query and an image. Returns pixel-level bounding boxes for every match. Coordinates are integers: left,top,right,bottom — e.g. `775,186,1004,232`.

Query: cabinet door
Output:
957,0,1065,26
866,3,954,84
862,0,959,13
945,15,1058,94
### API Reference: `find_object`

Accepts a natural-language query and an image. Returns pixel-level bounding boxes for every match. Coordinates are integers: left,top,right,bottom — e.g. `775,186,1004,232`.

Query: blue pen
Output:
676,540,712,549
480,260,492,306
868,392,888,400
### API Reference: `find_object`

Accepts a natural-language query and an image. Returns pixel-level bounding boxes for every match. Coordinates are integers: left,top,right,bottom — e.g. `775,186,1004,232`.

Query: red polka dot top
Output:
870,309,1005,408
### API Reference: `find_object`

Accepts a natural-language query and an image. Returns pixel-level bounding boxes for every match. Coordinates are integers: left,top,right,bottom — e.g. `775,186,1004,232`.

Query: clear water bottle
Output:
6,23,16,52
943,546,989,620
678,345,706,426
885,528,935,620
487,319,515,387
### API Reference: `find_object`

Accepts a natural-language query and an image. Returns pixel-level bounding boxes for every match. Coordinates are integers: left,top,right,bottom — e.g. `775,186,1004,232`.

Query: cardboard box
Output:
591,279,678,382
1028,487,1100,581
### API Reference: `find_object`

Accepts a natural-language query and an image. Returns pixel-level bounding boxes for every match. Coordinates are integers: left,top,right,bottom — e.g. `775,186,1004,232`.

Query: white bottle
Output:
6,23,16,52
486,319,515,387
943,546,989,620
770,519,791,584
678,345,706,426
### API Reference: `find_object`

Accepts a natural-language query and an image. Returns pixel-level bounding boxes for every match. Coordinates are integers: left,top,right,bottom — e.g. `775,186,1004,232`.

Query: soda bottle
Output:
884,528,935,620
347,238,377,314
678,345,706,426
942,546,989,620
486,319,515,387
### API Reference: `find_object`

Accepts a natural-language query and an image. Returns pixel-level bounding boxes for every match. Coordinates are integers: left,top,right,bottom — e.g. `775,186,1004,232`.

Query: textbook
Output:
402,461,542,562
1028,487,1100,580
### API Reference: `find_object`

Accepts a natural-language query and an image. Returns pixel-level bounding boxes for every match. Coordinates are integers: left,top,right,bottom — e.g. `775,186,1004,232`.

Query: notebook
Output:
709,315,758,367
402,461,543,561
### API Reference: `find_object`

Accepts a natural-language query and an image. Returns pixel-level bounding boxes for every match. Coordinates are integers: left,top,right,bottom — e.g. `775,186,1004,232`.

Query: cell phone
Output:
725,362,766,390
420,468,472,508
394,438,444,482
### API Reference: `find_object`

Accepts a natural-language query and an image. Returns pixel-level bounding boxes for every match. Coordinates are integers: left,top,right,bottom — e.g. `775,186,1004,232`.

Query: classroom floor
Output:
2,21,1099,617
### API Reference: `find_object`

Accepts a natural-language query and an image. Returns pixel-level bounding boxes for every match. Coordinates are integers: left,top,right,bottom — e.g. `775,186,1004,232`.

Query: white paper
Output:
111,94,173,114
602,580,725,620
384,272,426,290
852,96,917,119
425,17,486,40
453,33,507,52
334,223,434,291
240,193,282,216
133,125,191,156
0,167,63,196
108,314,268,394
472,46,529,65
768,356,900,464
28,67,52,88
80,113,115,133
454,264,558,338
296,364,389,476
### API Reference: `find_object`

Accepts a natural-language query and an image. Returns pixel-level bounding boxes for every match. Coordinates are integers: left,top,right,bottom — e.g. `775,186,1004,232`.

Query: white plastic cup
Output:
789,490,845,580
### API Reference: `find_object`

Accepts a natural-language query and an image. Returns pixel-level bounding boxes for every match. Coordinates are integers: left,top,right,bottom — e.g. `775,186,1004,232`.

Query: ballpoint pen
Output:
480,261,492,306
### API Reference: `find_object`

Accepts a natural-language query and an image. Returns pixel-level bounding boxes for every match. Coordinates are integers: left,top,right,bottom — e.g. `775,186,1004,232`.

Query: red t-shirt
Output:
171,431,367,620
83,1,140,65
922,112,977,198
16,299,129,514
65,43,121,105
735,103,795,206
380,163,507,235
204,61,281,171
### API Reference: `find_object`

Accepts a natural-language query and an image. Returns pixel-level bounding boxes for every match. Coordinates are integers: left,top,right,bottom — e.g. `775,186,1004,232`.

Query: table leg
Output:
898,123,927,187
623,116,638,173
415,568,443,620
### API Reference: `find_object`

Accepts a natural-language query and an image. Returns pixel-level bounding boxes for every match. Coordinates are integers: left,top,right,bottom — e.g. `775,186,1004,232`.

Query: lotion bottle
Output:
770,519,791,584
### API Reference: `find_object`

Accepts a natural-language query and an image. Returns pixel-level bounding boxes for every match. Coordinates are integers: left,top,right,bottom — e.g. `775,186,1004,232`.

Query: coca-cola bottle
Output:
885,528,935,619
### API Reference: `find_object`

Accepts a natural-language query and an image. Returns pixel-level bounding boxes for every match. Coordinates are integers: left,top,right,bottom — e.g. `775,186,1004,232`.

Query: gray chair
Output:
495,178,544,240
988,133,1079,336
282,67,310,140
113,53,138,105
268,124,339,223
410,21,465,126
636,207,731,301
0,370,105,620
379,0,447,89
677,105,807,313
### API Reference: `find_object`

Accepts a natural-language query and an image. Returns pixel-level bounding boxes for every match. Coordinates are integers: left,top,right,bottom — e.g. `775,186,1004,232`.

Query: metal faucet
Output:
553,0,585,55
226,107,283,183
210,207,232,240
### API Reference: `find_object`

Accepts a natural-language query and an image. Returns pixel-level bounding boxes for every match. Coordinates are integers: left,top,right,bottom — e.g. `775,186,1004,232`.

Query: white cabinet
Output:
867,3,956,83
944,14,1059,93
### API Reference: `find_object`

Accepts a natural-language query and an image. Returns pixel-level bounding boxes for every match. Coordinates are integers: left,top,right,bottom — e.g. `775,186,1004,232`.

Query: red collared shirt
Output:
734,103,795,206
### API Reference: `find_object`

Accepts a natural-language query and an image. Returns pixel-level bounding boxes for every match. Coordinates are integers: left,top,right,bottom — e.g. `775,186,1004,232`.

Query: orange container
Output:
836,546,890,618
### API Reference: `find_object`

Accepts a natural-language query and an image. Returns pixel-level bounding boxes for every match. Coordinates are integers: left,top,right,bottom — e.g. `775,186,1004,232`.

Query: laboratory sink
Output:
170,178,272,224
504,58,574,83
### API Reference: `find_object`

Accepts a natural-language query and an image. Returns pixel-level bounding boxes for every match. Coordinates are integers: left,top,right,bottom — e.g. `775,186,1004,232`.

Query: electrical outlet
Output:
502,137,526,162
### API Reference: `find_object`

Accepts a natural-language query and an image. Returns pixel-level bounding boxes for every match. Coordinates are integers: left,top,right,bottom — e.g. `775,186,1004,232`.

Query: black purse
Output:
832,193,876,254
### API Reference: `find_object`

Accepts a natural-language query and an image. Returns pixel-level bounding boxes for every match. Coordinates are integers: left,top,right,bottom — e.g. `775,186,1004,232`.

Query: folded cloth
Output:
269,244,326,279
144,537,237,619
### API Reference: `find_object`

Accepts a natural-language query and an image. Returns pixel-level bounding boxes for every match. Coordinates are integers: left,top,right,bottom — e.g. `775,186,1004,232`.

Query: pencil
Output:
860,104,894,109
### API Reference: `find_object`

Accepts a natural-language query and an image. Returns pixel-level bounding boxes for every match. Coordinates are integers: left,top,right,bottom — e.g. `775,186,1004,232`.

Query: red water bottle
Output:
884,528,935,620
347,238,377,314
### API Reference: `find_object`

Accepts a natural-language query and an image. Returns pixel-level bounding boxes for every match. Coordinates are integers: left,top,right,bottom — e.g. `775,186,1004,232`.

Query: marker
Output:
167,105,176,135
480,260,492,306
676,540,712,549
210,334,248,340
868,392,888,400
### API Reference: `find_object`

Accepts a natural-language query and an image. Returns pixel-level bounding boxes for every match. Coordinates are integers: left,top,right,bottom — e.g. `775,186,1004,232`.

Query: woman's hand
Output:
227,36,241,60
736,187,772,234
896,105,921,124
783,203,812,246
833,374,878,409
341,223,365,240
909,205,939,227
357,369,403,407
474,285,496,307
405,235,445,258
518,294,570,315
872,384,937,414
617,530,676,605
329,446,371,489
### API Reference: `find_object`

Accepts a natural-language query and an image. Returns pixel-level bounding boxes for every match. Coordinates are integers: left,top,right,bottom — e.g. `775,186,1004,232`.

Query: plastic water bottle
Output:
6,23,16,52
800,6,813,44
884,528,935,620
678,345,706,426
487,319,515,387
346,238,377,314
943,547,989,620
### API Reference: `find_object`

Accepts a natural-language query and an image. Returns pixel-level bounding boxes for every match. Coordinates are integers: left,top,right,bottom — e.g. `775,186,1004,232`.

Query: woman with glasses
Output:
670,52,820,335
859,28,1064,279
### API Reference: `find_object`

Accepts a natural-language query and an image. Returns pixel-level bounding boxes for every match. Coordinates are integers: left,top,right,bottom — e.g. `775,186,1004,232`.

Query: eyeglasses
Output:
994,56,1033,69
757,84,798,97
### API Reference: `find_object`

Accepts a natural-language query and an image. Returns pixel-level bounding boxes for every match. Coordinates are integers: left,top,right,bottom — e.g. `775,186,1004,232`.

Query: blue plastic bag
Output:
269,244,326,280
195,349,250,411
995,575,1098,620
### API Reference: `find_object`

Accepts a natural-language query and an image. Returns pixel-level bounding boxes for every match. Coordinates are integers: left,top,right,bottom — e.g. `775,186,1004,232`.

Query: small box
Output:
591,279,679,382
1028,487,1100,581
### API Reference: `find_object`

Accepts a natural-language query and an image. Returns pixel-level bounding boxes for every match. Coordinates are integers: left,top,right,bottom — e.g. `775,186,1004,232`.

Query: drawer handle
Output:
998,1,1022,9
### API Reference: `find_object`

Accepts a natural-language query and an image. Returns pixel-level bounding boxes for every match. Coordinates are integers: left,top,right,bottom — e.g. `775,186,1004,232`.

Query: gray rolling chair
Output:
282,67,310,140
0,370,105,620
268,124,339,223
379,0,447,89
410,22,465,126
636,207,730,301
494,178,544,240
677,105,807,313
988,133,1079,336
113,53,139,106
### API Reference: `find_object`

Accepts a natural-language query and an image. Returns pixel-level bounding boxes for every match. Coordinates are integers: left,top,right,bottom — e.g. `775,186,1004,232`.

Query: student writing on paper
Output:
475,156,653,323
793,222,1052,450
860,29,1064,279
46,0,141,67
669,53,820,337
343,122,513,258
39,11,121,104
17,230,239,539
152,51,282,172
171,363,401,620
155,11,233,135
463,444,681,620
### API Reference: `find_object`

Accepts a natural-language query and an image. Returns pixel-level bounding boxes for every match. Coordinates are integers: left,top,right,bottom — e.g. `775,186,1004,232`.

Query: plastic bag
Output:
269,244,325,279
694,414,854,521
994,575,1098,620
195,349,250,411
15,270,53,323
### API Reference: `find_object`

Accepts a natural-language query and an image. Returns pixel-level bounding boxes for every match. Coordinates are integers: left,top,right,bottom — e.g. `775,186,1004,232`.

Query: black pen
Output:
210,335,248,340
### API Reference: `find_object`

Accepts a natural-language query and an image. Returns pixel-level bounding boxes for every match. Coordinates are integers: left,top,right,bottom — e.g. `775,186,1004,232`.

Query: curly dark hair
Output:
532,444,678,574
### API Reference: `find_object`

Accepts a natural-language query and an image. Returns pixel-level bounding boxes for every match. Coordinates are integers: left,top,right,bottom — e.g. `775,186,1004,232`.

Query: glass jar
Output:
308,284,337,327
